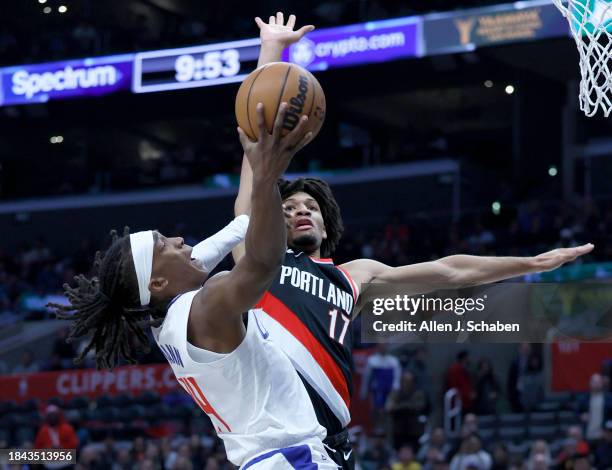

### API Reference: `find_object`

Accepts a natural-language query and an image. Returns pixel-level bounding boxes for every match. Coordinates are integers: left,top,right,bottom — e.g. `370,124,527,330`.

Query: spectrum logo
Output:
11,65,119,99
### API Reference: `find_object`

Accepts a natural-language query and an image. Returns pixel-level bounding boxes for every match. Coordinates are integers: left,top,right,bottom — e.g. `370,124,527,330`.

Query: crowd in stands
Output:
0,343,610,469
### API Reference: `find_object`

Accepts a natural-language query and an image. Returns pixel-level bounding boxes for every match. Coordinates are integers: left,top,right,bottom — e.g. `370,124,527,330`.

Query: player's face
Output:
149,232,207,299
283,192,327,255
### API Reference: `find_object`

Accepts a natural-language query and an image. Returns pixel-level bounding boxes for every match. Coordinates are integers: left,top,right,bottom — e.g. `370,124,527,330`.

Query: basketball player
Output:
234,20,595,468
50,92,346,468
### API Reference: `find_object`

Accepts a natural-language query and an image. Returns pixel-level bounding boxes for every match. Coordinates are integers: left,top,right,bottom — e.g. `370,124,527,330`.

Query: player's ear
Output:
149,276,168,294
322,227,327,240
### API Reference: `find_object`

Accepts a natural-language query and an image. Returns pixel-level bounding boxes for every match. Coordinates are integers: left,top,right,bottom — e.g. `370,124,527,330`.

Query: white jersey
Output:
151,290,327,467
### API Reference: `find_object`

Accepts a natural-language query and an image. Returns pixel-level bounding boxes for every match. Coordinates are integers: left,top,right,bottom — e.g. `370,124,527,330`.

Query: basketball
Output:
235,62,326,141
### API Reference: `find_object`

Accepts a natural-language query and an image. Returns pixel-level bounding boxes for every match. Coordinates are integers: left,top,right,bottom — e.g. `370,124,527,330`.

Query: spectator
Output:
423,447,448,470
507,343,531,412
144,442,162,466
361,344,402,427
446,351,474,413
113,449,132,470
99,434,118,468
554,430,590,469
568,425,591,455
526,440,551,470
528,453,549,470
13,349,40,373
188,434,205,468
131,436,147,463
417,427,451,463
474,359,501,415
572,455,593,470
594,420,612,469
387,370,428,448
520,354,544,412
578,373,612,441
490,443,509,470
139,459,156,470
77,445,105,470
391,445,422,470
360,428,392,470
52,328,76,370
34,405,79,469
449,434,491,470
407,347,431,395
449,414,477,458
461,414,479,439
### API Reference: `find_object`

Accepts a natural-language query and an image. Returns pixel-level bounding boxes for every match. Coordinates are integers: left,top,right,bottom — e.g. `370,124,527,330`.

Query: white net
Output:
552,0,612,117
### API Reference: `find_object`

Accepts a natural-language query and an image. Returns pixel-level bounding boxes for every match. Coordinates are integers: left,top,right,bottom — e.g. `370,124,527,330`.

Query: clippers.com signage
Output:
0,364,180,403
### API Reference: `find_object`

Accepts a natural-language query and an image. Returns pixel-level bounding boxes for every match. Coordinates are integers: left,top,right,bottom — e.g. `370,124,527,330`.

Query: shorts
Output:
241,443,338,469
323,428,355,470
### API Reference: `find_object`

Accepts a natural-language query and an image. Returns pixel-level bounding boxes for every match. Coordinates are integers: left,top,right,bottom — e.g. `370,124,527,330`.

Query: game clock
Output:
133,38,261,93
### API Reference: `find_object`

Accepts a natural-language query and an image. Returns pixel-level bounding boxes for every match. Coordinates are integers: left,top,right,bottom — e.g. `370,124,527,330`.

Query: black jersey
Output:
255,249,359,434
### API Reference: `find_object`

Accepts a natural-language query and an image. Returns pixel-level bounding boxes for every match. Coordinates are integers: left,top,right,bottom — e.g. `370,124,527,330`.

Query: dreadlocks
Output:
48,227,166,370
278,178,343,257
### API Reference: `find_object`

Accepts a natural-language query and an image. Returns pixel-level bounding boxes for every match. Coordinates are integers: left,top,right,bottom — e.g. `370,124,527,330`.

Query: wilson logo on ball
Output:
283,75,309,132
235,62,326,142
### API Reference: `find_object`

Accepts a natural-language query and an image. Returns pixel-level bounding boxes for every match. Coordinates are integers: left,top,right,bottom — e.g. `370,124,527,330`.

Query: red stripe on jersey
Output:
309,256,334,263
256,292,350,408
336,265,359,303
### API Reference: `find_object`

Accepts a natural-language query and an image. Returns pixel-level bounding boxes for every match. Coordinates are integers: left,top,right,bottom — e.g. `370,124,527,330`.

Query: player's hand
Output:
237,102,312,181
532,243,594,272
256,12,314,48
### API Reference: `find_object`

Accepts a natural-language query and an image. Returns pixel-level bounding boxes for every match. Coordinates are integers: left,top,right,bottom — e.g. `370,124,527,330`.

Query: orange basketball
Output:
235,62,326,141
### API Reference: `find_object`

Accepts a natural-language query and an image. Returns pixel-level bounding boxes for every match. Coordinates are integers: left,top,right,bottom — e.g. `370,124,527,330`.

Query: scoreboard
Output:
132,39,261,93
0,0,568,106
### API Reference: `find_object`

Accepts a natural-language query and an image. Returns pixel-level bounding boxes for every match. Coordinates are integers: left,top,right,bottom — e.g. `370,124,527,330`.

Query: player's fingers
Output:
286,115,309,146
269,15,275,25
255,17,265,29
272,102,288,141
276,11,284,25
237,127,251,149
296,25,315,36
255,103,268,140
287,14,296,29
293,131,313,154
577,243,594,254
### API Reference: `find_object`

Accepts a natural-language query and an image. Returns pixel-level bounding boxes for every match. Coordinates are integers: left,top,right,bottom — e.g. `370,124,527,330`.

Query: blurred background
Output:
0,0,611,469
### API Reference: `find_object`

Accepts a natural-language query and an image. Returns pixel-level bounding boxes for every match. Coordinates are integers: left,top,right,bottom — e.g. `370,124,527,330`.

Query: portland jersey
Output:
151,290,327,467
255,249,359,434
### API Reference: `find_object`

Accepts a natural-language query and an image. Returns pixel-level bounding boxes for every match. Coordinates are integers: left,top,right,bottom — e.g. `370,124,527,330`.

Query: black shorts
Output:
323,428,354,470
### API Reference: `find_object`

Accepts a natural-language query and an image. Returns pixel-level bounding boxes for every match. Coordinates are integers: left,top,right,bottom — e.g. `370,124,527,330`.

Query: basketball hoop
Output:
552,0,612,117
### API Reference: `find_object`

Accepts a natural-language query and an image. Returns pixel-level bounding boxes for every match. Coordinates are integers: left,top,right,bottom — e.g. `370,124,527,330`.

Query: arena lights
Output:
50,135,64,144
549,166,558,177
38,0,47,3
43,6,51,13
492,201,501,215
58,5,67,13
505,85,515,95
484,80,494,88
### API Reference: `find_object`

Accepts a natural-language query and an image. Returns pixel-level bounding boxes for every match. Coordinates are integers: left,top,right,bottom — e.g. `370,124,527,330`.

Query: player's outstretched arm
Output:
233,13,314,263
190,104,312,352
343,244,594,313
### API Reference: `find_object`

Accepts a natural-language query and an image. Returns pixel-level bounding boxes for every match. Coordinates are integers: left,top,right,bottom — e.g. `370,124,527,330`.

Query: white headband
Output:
129,231,154,306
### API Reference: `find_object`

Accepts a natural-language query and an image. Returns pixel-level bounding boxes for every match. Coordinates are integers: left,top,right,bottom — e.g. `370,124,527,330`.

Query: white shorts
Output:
240,443,338,470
